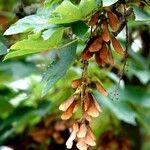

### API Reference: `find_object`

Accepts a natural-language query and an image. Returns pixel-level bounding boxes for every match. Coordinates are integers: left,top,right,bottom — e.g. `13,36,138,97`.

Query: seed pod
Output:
72,122,79,132
100,43,109,63
89,36,103,52
107,49,114,65
71,78,82,89
95,81,108,96
84,130,96,146
77,124,87,138
81,38,96,60
111,36,125,55
87,127,96,141
81,47,93,60
107,11,119,32
84,92,91,112
102,20,110,42
84,113,92,122
76,140,88,150
59,95,76,111
94,99,102,113
66,123,79,149
61,101,77,120
95,53,106,67
87,103,100,118
85,93,100,118
89,12,100,26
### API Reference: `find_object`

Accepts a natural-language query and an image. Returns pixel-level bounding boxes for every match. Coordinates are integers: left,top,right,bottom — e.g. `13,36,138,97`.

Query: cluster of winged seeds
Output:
59,8,126,150
81,10,125,66
59,77,109,150
59,95,100,150
66,122,96,149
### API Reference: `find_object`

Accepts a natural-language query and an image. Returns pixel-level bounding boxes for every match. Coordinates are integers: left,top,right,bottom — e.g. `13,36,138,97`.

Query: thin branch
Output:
80,60,88,114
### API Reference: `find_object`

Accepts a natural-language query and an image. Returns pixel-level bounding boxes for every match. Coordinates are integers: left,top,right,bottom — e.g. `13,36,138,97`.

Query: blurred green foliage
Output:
0,0,150,149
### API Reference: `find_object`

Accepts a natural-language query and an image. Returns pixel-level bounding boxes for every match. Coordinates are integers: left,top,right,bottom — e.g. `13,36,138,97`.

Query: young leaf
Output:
49,1,82,24
42,41,77,96
49,0,97,24
4,15,49,35
4,28,64,60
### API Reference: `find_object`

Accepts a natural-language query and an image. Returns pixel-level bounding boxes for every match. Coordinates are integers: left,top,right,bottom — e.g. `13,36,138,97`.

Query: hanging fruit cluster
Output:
81,10,125,67
59,82,102,149
59,5,127,150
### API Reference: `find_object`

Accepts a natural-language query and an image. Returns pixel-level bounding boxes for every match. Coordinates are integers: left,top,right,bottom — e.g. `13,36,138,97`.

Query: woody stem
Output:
80,60,88,116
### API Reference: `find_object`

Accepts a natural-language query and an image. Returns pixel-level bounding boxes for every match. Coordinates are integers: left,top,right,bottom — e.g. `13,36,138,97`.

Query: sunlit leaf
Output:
4,15,50,35
4,28,64,60
49,0,97,24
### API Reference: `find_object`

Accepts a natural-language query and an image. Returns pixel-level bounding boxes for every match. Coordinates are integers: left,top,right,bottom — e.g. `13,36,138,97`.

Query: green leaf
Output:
42,41,77,96
49,0,97,24
102,0,118,7
49,1,81,24
93,90,137,125
0,42,7,55
132,5,150,21
4,28,64,60
72,21,89,37
4,15,50,35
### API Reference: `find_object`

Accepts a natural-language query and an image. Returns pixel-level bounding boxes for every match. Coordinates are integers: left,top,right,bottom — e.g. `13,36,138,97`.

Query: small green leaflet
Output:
4,28,64,60
42,41,77,96
102,0,118,7
132,5,150,21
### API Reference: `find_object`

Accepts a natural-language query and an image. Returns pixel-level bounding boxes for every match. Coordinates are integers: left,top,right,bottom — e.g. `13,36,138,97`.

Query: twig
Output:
80,60,88,113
